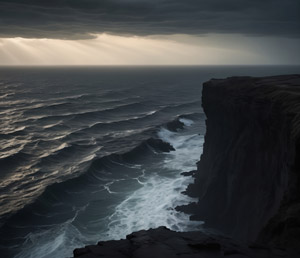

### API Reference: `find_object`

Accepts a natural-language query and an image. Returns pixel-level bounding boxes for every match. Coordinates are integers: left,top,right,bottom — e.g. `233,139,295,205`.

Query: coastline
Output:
73,74,300,258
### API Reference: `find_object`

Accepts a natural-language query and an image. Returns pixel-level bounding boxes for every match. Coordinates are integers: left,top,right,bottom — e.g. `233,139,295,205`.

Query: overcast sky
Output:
0,0,299,65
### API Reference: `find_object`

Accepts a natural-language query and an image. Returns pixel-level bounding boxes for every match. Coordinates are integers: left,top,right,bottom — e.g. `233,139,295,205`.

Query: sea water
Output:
0,66,299,257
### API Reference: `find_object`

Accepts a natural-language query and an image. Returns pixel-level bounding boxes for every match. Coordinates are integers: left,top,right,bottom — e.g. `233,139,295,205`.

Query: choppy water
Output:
0,66,299,258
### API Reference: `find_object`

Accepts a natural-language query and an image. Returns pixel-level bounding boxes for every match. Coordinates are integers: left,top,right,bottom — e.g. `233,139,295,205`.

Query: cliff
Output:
179,75,300,248
73,75,300,258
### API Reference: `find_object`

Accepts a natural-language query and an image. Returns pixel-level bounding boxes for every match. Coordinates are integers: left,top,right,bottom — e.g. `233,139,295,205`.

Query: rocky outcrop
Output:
73,226,298,258
73,75,300,257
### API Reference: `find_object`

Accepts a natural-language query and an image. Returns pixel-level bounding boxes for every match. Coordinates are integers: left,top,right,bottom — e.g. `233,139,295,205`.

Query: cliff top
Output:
204,74,300,138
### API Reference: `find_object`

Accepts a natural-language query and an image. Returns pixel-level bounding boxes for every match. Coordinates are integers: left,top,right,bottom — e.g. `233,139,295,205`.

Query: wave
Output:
0,93,13,99
0,114,193,222
0,113,203,258
22,100,150,121
0,99,201,147
7,115,203,258
1,95,143,128
159,100,201,113
0,126,27,136
65,110,202,141
33,143,99,171
0,152,32,173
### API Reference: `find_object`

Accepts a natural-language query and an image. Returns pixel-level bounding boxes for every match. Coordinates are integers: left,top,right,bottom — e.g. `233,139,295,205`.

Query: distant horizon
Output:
1,64,300,67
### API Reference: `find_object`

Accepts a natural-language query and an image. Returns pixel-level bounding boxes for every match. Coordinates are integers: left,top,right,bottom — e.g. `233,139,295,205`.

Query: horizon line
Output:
0,64,300,68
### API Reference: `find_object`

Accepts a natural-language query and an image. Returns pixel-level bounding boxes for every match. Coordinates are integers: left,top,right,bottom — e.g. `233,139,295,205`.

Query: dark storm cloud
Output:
0,0,299,39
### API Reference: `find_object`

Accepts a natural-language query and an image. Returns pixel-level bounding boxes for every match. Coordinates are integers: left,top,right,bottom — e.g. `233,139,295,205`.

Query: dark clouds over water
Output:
0,0,299,39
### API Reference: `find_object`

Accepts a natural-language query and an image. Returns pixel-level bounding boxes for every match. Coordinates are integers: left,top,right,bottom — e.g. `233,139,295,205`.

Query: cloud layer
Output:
0,0,299,39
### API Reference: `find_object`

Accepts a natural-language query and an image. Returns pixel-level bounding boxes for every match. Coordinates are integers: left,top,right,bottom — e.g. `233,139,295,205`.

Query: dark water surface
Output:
0,66,299,257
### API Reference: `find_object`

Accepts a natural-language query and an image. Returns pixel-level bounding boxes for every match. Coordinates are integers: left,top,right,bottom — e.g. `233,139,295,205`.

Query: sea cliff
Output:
73,75,300,258
179,75,300,246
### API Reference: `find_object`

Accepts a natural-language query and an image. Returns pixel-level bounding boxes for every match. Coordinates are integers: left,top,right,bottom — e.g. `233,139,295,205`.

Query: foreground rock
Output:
74,226,299,258
73,75,300,257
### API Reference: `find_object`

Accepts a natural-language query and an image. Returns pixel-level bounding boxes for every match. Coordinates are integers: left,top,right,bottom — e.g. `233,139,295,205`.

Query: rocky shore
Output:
73,75,300,258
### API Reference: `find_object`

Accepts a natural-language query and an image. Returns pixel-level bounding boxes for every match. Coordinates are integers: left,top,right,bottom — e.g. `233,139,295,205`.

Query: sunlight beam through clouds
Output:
0,34,281,66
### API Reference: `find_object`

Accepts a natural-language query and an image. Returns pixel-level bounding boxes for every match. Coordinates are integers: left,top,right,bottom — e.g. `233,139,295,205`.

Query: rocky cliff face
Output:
73,75,300,258
179,74,300,247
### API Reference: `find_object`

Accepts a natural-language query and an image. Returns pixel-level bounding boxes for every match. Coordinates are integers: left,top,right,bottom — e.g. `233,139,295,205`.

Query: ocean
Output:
0,66,299,258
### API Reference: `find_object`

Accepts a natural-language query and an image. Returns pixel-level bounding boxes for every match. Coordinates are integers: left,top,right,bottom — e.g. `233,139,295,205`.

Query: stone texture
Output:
179,75,300,247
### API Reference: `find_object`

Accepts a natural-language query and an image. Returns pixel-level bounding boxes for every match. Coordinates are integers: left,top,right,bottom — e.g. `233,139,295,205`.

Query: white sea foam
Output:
158,128,203,172
16,208,89,258
106,174,202,240
179,117,194,127
105,123,204,240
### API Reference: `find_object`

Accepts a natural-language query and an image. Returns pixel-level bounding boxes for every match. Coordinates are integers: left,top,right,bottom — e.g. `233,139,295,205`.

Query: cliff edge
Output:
73,75,300,258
